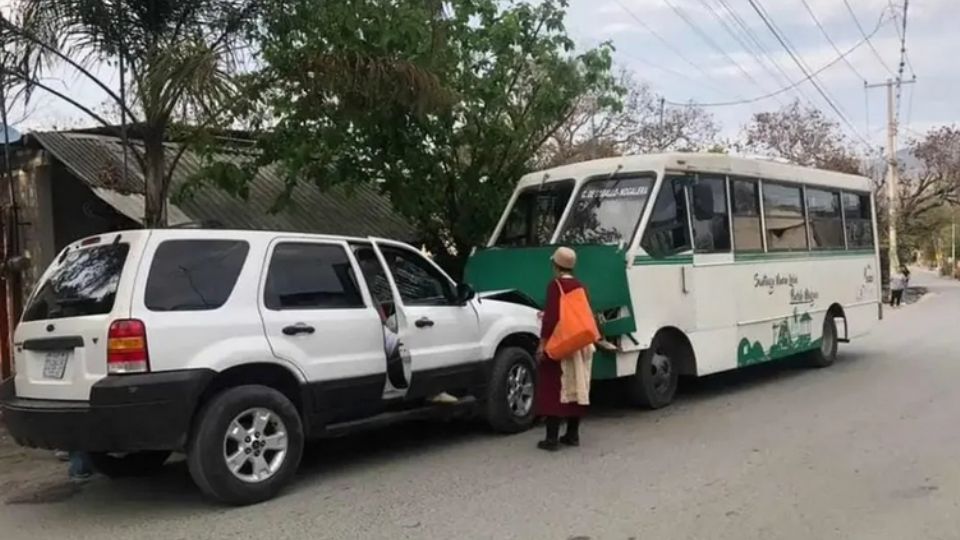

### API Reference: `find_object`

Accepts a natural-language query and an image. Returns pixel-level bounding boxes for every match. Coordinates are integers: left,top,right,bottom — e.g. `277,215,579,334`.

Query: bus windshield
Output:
557,176,656,246
494,180,574,247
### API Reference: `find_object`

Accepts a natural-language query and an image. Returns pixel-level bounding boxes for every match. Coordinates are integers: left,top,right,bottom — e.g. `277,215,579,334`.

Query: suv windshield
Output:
23,243,130,321
494,180,574,247
558,176,656,246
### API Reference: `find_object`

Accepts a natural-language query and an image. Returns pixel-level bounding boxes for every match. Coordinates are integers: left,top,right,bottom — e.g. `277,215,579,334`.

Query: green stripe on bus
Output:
633,255,694,265
633,250,874,266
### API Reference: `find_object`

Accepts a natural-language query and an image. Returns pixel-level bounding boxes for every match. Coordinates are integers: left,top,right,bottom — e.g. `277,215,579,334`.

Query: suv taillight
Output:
107,319,150,374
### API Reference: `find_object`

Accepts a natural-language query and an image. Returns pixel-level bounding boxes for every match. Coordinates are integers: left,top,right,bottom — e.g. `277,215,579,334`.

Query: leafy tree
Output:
540,73,718,168
741,100,862,174
895,126,960,258
249,0,618,276
0,0,259,226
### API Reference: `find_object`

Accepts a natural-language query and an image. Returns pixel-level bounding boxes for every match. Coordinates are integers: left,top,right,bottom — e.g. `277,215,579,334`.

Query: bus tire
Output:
807,315,838,368
625,334,679,409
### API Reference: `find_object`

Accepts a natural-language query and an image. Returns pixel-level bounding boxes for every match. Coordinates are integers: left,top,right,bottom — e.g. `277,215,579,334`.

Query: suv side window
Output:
379,246,454,306
145,240,249,311
264,243,364,310
640,176,691,256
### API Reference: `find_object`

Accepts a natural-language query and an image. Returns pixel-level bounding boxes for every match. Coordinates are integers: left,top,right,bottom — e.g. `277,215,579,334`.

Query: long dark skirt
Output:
535,359,587,418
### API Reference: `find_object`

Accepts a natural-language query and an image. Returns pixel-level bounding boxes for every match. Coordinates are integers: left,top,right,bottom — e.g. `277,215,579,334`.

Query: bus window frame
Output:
730,176,765,254
559,170,658,249
840,189,876,250
805,186,846,251
492,178,576,248
687,173,733,255
760,179,810,252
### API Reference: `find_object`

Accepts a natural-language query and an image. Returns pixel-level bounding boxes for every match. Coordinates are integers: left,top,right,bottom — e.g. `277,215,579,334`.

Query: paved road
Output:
2,270,959,540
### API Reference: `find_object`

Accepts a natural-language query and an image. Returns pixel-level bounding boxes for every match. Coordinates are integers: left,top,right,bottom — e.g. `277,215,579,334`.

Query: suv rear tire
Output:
187,385,304,506
485,347,536,433
89,451,171,478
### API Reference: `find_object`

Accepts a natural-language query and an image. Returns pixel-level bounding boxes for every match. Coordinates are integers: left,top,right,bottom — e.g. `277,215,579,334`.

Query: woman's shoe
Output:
559,434,580,447
537,440,560,452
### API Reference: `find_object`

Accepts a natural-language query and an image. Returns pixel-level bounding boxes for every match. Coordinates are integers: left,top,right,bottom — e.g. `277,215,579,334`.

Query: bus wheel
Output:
807,315,838,368
625,335,679,409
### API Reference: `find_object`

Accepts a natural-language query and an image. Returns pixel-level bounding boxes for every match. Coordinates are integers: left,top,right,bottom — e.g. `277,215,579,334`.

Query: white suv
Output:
0,229,540,504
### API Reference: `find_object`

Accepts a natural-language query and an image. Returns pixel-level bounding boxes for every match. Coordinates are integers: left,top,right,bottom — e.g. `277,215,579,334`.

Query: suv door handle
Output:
415,317,434,328
282,324,316,336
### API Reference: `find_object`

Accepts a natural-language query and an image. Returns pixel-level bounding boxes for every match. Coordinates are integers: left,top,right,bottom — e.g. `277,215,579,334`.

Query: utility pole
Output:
866,77,916,280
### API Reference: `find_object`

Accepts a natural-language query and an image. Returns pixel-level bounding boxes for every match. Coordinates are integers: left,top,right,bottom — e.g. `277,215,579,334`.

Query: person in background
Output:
890,266,909,307
535,247,595,451
68,451,93,482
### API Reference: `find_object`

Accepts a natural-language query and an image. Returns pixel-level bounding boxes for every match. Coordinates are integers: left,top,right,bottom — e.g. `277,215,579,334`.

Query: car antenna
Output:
538,172,550,189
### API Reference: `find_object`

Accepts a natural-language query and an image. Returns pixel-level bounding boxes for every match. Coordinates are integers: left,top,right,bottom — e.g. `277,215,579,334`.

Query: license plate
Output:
43,351,69,379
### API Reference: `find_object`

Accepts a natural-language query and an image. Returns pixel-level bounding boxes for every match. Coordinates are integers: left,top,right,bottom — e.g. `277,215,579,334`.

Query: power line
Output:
747,0,872,148
611,0,740,97
799,0,866,82
695,0,787,106
843,0,896,76
713,0,817,107
570,32,732,97
664,22,883,108
660,0,777,101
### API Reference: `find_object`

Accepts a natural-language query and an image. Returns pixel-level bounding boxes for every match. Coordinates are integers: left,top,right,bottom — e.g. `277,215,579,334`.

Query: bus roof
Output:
518,153,874,193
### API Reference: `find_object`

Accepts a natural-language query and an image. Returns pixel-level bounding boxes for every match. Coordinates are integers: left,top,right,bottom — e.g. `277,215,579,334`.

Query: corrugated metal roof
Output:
29,131,417,241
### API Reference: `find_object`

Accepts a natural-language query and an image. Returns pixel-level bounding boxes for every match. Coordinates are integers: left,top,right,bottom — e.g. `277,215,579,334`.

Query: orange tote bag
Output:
545,281,600,360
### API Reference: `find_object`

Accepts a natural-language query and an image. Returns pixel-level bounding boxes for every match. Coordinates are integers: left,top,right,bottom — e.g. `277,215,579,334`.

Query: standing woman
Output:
535,247,596,451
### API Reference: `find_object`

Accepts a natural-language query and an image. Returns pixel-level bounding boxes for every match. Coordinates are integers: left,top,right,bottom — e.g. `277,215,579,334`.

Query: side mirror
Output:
456,283,476,304
692,183,715,221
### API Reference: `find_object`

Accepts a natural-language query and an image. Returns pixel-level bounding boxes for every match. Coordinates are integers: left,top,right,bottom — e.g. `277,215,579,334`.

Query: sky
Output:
6,0,958,154
563,0,956,151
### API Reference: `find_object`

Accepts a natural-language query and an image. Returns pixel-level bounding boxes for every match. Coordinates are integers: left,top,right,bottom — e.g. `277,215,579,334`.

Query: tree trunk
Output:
142,130,168,228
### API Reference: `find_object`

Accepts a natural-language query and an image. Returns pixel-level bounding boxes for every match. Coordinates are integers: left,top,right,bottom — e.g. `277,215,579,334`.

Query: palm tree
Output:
0,0,259,226
0,0,448,227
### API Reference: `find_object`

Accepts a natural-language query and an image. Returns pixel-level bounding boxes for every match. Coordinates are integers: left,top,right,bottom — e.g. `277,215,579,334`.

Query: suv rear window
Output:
145,240,249,311
23,243,130,321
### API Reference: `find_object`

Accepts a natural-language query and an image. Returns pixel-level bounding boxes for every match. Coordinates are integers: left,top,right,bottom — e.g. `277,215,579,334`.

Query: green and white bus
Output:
465,153,881,408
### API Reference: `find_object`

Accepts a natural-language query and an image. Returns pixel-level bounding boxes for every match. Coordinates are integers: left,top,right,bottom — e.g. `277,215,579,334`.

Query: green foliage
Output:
0,0,257,226
251,0,618,275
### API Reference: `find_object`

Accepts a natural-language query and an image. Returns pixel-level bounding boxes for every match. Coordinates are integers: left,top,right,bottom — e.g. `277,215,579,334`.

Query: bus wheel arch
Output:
624,327,694,409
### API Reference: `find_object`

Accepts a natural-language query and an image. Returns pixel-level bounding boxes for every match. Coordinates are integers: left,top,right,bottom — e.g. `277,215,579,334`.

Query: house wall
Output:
16,152,55,295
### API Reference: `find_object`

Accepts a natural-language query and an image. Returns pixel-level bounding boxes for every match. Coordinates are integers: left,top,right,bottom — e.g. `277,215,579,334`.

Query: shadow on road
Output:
2,350,871,510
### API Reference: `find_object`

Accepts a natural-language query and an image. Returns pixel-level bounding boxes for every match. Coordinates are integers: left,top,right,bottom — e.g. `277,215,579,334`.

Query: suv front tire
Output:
485,347,537,433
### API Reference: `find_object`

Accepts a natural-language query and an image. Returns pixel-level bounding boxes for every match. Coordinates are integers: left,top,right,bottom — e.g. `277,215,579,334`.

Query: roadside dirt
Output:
0,416,85,504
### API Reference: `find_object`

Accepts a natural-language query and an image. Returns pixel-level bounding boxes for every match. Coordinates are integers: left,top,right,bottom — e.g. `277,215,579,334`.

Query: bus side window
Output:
807,188,844,249
842,192,874,249
641,176,691,257
691,175,731,253
763,182,808,251
731,178,763,251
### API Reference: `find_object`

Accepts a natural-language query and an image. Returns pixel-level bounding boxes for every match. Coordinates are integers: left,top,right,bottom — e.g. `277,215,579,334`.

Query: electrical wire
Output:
611,0,743,98
713,0,816,107
800,0,866,82
747,0,873,148
843,0,896,76
660,0,777,100
663,22,883,108
894,0,912,124
695,0,787,106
